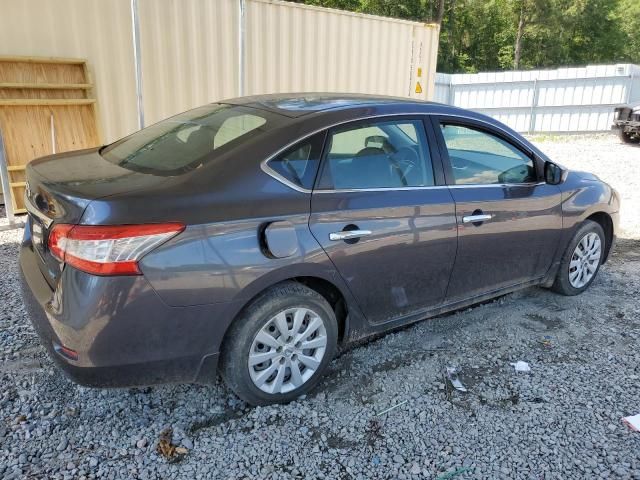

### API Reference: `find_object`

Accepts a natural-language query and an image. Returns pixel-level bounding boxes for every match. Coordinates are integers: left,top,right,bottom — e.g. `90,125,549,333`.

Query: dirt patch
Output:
523,313,564,330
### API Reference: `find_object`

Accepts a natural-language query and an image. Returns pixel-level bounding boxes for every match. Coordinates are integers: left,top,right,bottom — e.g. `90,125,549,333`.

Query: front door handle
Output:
329,229,372,241
462,214,492,224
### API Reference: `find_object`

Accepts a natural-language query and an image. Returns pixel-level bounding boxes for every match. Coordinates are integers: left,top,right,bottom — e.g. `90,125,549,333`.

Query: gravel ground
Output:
0,134,639,480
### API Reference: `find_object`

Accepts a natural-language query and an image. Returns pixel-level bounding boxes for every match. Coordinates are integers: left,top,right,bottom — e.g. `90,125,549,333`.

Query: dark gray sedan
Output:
19,94,620,405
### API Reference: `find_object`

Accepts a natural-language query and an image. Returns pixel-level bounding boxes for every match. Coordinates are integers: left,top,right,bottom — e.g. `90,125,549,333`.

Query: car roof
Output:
217,93,543,162
222,93,438,118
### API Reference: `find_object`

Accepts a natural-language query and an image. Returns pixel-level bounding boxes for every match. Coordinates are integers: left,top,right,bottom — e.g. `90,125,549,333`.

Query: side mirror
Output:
544,161,565,185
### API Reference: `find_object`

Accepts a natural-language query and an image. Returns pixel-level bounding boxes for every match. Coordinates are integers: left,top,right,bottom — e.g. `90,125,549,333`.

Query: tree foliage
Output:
292,0,640,73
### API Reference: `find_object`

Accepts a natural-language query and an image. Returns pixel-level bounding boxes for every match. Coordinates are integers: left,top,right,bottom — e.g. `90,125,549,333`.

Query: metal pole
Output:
528,79,539,134
50,113,56,154
0,127,16,224
131,0,145,129
238,0,246,97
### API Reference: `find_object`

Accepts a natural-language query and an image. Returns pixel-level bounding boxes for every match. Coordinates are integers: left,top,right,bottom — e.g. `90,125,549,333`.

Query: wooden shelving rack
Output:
0,56,101,214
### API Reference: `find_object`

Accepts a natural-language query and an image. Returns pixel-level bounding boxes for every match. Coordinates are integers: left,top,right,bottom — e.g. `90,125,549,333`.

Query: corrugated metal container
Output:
0,0,440,206
245,0,438,100
0,0,439,141
435,64,640,133
138,0,239,126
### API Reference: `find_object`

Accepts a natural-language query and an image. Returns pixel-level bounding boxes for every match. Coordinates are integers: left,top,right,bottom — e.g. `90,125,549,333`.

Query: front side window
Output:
267,132,325,190
101,104,273,176
440,124,537,185
319,119,434,190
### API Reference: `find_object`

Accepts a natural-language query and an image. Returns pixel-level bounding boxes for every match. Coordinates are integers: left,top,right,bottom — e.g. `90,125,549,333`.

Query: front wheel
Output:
219,282,338,406
551,220,605,296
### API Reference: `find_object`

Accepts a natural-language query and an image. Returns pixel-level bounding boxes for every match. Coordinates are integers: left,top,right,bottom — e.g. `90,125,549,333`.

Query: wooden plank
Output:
0,82,92,89
52,105,101,150
0,88,88,100
82,62,103,144
0,106,57,171
7,165,25,171
0,61,86,86
0,99,95,106
10,181,26,187
0,56,86,65
14,209,27,214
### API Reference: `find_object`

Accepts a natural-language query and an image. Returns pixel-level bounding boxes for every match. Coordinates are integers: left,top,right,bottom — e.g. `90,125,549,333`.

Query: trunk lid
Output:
24,148,169,286
24,102,284,286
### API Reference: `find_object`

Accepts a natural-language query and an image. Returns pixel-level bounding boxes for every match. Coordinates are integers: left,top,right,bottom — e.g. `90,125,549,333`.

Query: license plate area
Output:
29,214,48,259
28,213,62,287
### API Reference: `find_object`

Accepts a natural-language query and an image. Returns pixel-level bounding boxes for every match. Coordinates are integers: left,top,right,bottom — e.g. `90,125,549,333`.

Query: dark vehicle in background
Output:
613,102,640,143
19,94,620,405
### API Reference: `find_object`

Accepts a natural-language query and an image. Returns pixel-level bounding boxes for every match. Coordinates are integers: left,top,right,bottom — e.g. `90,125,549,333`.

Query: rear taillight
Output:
48,223,185,276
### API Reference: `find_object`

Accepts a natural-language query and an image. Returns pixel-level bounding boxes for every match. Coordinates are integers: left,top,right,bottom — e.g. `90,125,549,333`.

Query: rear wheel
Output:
618,128,640,144
551,220,605,296
220,282,338,406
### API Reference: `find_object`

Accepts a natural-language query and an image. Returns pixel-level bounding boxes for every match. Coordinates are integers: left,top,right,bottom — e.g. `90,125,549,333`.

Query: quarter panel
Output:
140,214,349,307
20,235,242,372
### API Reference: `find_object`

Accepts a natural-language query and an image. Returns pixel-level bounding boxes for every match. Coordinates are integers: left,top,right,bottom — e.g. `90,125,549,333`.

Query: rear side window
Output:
318,119,434,190
440,124,536,185
101,104,275,176
267,132,325,190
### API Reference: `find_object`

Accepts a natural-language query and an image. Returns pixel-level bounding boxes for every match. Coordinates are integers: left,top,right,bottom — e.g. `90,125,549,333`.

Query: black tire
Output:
618,128,640,144
219,282,338,406
551,220,605,296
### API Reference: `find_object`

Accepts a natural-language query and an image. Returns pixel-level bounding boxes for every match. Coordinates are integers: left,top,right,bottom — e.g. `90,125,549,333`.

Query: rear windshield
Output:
101,104,273,175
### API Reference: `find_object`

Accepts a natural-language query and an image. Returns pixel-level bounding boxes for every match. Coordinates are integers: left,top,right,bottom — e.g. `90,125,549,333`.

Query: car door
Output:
431,116,564,301
309,117,458,324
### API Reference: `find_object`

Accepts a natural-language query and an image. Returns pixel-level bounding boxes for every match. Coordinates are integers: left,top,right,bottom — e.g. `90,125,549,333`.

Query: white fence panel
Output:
435,64,640,133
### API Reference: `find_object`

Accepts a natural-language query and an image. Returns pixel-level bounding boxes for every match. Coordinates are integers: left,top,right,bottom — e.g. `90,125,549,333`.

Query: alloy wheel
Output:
248,307,328,394
568,232,602,288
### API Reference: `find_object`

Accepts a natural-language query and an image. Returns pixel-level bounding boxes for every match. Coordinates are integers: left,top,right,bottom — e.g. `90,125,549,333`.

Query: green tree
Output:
294,0,639,73
613,0,640,64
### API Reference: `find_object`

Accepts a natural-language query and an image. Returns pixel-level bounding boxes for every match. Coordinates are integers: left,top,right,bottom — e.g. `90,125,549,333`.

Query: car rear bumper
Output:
19,227,241,388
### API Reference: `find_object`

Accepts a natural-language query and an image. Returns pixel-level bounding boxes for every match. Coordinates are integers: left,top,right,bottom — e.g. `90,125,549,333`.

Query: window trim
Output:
430,115,544,187
261,114,441,193
261,112,538,193
261,131,326,192
261,135,323,194
314,115,439,192
261,161,312,193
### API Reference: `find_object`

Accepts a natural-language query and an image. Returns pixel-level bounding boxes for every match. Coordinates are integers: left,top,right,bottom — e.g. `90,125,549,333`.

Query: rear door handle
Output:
462,214,492,224
329,230,372,241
